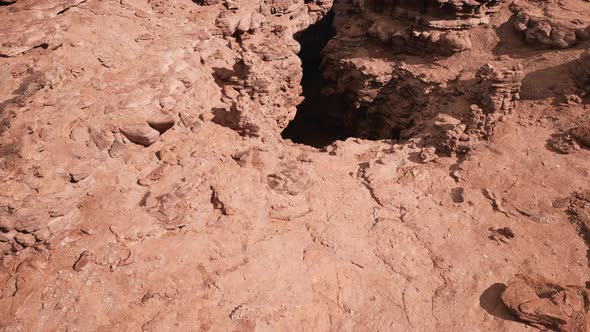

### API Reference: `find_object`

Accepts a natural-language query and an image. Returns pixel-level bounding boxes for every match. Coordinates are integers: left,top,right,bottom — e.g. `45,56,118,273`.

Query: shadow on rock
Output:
479,283,519,322
519,60,578,103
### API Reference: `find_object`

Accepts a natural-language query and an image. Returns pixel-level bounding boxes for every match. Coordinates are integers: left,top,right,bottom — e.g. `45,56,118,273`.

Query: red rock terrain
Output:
1,0,590,330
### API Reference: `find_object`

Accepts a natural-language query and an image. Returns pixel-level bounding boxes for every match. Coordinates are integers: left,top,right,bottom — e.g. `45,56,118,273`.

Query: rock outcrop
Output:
510,0,590,49
312,0,528,154
502,274,590,332
350,0,505,56
210,0,332,136
464,64,525,141
1,0,590,331
0,0,334,257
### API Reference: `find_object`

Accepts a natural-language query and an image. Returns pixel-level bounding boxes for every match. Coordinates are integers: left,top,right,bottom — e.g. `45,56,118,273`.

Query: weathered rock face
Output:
1,0,590,331
363,0,503,28
571,124,590,148
574,50,590,94
308,0,519,151
320,52,436,139
463,64,525,141
209,0,333,136
567,190,590,239
0,0,333,257
502,274,590,332
547,118,590,154
319,10,525,152
312,0,586,153
473,64,525,115
500,191,590,331
510,0,590,49
350,0,505,56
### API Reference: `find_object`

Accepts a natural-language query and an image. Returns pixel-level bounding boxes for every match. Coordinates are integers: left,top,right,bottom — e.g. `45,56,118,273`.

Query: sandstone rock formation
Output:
502,274,590,331
463,64,525,141
1,0,590,330
348,0,505,56
510,0,590,49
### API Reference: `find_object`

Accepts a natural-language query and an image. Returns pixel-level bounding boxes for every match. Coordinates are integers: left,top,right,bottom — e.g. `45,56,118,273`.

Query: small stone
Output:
120,125,160,147
439,32,472,53
33,228,51,242
73,251,93,272
158,147,178,164
297,152,312,163
109,141,126,157
69,126,90,142
69,167,90,183
570,125,590,147
0,242,13,255
0,217,15,232
223,85,239,99
0,232,13,242
147,115,175,134
159,97,177,111
497,227,515,239
14,232,36,247
419,146,438,163
89,127,112,151
200,112,215,121
565,94,582,105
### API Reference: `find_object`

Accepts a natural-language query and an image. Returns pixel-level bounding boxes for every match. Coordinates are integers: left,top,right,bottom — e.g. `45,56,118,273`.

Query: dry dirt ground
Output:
1,0,590,331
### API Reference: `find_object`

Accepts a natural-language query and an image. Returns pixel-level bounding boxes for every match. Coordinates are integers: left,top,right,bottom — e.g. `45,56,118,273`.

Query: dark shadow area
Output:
479,283,519,322
520,60,577,104
491,18,547,59
281,10,356,148
519,57,590,112
451,187,464,203
209,63,265,136
282,0,479,148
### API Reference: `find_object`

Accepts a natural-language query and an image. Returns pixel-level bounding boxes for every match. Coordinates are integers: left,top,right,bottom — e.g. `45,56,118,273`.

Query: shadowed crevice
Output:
281,9,356,148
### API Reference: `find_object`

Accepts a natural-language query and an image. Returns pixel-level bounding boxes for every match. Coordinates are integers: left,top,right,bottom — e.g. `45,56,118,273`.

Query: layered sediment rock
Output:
320,33,436,139
403,63,525,155
314,0,519,152
363,0,503,29
351,0,506,56
464,64,525,139
321,32,525,152
500,191,590,331
510,0,590,49
502,274,590,332
2,0,590,331
473,64,525,115
210,0,332,136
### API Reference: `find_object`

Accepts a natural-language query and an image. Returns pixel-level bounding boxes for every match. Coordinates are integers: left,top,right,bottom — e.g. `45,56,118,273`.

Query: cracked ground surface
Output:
1,0,590,330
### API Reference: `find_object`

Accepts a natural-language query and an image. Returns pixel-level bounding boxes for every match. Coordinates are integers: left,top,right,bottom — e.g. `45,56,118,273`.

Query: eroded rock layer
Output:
510,0,590,49
1,0,590,330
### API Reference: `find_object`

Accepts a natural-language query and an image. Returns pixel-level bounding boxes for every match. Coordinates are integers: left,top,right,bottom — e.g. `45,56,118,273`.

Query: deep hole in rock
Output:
281,10,356,148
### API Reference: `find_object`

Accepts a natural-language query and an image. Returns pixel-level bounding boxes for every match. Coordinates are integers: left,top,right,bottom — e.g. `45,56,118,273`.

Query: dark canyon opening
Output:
280,10,356,148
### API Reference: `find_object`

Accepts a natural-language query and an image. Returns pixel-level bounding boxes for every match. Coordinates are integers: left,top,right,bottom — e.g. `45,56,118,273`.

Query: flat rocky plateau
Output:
1,0,590,331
